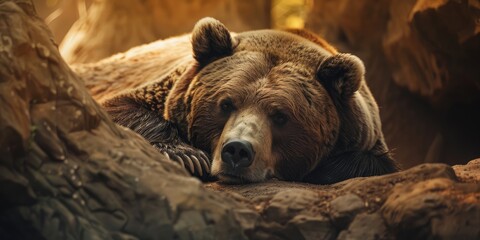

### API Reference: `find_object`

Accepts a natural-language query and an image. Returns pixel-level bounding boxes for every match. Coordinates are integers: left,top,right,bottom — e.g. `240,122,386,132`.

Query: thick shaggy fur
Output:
102,18,399,184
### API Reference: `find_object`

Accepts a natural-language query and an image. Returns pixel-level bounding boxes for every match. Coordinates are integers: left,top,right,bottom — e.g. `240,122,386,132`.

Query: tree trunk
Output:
0,1,479,239
59,0,271,64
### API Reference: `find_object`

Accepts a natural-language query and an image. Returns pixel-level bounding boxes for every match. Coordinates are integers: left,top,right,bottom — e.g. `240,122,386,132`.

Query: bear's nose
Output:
221,139,254,169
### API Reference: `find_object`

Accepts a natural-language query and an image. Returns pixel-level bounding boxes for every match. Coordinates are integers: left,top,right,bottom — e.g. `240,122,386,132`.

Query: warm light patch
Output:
272,0,312,29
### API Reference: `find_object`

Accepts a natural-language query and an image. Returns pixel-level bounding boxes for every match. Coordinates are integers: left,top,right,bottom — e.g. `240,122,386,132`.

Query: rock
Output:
286,215,335,240
381,178,480,239
329,194,365,228
174,210,210,240
383,0,480,105
305,0,392,50
453,158,480,183
337,213,390,240
264,189,319,223
208,160,479,239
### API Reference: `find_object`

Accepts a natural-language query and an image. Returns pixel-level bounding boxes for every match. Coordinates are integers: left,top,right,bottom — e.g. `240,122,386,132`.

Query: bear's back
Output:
76,34,194,105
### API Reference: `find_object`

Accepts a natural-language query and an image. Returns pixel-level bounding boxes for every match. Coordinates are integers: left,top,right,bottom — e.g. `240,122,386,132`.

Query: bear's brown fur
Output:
94,18,399,184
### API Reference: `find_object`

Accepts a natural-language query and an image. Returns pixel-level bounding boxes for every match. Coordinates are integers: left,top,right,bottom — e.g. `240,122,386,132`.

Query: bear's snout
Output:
211,109,274,183
221,139,255,169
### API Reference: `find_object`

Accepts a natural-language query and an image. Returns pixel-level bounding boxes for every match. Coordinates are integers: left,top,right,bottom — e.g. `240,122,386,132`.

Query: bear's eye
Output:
220,99,235,113
271,112,288,126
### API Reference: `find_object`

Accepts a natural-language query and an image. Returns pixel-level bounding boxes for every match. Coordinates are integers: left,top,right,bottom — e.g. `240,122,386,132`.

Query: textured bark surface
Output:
1,1,479,239
59,0,271,64
306,0,480,168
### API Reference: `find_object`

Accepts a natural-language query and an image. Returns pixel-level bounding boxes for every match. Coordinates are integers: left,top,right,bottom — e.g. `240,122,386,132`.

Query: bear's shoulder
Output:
283,29,338,55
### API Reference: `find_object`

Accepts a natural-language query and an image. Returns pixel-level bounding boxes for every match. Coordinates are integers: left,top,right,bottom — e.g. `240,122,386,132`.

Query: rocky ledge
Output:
0,1,479,239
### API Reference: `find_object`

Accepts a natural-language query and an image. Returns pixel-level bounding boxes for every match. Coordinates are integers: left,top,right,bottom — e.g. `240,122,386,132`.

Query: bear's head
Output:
165,18,368,183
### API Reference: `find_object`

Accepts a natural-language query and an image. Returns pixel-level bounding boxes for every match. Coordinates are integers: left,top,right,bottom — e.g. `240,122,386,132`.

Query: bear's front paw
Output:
153,143,211,178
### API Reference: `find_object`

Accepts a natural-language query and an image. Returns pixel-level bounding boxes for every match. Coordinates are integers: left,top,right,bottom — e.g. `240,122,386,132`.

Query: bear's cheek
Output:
270,128,323,181
188,97,226,152
273,154,317,181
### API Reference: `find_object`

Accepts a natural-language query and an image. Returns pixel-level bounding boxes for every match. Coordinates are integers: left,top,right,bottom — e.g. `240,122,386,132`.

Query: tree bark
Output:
0,1,479,239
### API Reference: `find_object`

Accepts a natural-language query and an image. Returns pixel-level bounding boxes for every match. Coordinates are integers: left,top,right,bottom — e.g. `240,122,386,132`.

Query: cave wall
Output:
58,0,271,64
306,0,480,168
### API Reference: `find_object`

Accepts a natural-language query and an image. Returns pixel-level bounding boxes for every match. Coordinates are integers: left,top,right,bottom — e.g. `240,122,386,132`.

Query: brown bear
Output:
101,17,399,184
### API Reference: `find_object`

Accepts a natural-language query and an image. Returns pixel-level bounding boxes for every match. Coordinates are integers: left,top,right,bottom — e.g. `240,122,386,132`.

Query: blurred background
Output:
34,0,479,169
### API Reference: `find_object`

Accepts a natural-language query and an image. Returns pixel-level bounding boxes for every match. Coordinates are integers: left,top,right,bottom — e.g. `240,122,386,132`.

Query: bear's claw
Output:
154,143,211,178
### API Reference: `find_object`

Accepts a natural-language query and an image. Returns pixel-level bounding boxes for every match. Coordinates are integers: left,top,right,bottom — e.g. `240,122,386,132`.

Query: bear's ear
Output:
317,53,365,99
192,17,234,66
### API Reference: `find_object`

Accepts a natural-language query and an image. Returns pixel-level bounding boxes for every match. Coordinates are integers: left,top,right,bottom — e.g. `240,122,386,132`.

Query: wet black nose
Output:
221,139,254,168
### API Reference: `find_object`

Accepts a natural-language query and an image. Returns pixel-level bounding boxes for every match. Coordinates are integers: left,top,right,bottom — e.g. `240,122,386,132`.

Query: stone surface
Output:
383,0,480,104
206,163,479,239
264,189,319,223
329,193,365,228
382,178,480,239
0,1,479,239
453,158,480,183
306,0,480,102
286,215,335,240
337,213,390,240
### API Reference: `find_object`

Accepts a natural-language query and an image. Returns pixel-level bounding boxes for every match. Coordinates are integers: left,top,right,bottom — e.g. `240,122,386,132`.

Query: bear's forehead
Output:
234,30,333,67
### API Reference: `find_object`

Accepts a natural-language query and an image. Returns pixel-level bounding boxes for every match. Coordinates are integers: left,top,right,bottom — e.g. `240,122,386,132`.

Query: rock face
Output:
206,163,480,239
0,1,479,239
383,0,479,104
306,0,480,168
306,0,480,102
